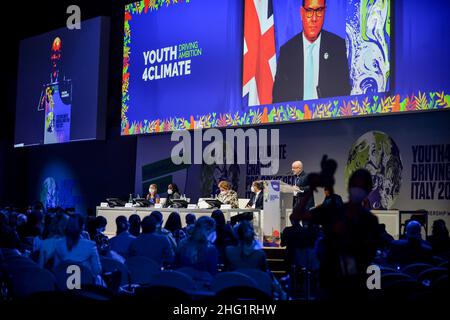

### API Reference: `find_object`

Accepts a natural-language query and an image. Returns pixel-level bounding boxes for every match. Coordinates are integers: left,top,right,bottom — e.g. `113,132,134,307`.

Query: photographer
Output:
292,156,379,300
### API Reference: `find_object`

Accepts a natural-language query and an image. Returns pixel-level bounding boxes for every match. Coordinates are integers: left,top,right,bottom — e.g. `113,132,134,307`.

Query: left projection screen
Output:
14,17,109,148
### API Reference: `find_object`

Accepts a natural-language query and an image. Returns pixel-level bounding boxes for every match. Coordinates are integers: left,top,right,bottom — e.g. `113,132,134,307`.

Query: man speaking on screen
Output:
273,0,351,103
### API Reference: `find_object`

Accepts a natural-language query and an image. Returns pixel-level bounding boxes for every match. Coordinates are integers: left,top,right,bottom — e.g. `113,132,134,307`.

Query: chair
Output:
215,286,271,301
135,285,193,302
418,267,448,285
432,255,447,266
177,267,213,290
4,256,38,271
236,268,273,296
381,273,412,287
101,257,130,286
437,250,450,261
6,266,56,299
1,249,23,260
433,274,449,285
146,270,196,293
211,272,258,293
125,256,160,285
401,263,434,278
28,285,115,302
379,265,398,274
53,261,96,291
382,279,427,301
66,284,115,301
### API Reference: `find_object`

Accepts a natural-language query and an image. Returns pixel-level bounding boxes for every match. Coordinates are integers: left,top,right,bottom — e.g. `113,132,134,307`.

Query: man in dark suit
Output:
231,180,264,226
273,0,351,103
292,160,315,209
246,180,264,210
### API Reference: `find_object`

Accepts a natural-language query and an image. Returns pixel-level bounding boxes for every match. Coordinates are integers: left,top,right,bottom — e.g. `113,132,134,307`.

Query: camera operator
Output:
292,156,379,300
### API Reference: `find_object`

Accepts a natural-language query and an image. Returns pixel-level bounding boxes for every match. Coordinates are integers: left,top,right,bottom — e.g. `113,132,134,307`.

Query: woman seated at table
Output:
164,183,181,208
145,184,160,205
217,181,239,209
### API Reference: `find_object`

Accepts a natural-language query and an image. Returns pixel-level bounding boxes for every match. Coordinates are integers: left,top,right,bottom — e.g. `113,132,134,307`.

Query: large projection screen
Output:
120,0,448,136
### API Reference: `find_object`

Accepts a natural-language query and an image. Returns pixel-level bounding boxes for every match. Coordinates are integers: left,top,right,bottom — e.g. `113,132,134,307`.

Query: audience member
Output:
91,216,108,241
128,215,174,267
225,220,268,272
110,215,135,259
183,213,196,236
0,224,21,258
53,214,102,277
128,214,141,237
319,186,343,209
164,212,186,245
211,209,237,263
150,211,177,250
18,210,44,255
377,223,394,250
38,212,69,268
387,220,434,266
427,219,450,255
176,216,218,274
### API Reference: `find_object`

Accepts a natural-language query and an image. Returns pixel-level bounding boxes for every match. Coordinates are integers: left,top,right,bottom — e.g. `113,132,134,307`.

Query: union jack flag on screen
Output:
242,0,277,107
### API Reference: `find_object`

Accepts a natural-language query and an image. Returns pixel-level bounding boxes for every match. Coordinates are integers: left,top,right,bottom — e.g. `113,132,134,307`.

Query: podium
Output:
262,180,295,245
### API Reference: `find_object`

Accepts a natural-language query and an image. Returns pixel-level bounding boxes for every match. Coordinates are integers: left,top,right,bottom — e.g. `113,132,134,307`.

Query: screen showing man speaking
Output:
122,0,393,136
14,17,109,147
243,0,390,105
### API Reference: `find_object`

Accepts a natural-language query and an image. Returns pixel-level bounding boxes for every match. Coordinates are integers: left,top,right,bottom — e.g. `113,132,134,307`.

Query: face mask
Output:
167,189,173,195
149,188,156,194
207,231,217,243
251,186,256,193
349,187,368,204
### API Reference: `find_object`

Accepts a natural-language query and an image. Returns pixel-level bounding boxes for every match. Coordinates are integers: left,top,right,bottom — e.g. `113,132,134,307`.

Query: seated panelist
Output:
217,181,239,209
246,181,264,210
164,183,181,208
145,184,160,205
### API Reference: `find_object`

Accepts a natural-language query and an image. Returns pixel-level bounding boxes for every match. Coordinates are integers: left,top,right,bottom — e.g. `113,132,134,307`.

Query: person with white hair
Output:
291,160,315,209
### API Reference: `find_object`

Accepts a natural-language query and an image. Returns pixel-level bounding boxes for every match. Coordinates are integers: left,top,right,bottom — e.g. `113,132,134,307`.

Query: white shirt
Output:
302,32,321,100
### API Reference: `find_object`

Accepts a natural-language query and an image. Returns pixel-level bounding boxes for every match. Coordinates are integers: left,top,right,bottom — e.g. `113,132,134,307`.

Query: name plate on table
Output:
100,202,108,208
154,204,162,209
125,203,133,208
187,204,197,209
220,204,232,209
